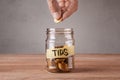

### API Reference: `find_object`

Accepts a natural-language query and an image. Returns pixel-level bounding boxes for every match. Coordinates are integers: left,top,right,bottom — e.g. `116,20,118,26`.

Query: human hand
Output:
47,0,78,23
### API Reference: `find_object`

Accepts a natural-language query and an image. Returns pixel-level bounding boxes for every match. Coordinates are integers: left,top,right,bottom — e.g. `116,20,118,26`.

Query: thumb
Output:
47,0,61,19
52,11,61,20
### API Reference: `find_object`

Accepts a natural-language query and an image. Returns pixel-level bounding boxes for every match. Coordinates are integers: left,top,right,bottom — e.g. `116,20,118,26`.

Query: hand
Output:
47,0,78,22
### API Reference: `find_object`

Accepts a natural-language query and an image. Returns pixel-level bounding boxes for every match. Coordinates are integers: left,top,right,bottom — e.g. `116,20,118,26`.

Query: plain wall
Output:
0,0,120,54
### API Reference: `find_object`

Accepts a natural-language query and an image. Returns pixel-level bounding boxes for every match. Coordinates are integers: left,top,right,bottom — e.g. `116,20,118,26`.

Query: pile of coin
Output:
47,58,70,72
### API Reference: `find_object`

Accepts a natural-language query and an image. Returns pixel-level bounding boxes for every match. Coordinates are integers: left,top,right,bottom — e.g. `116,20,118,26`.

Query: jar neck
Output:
46,28,74,40
47,28,73,34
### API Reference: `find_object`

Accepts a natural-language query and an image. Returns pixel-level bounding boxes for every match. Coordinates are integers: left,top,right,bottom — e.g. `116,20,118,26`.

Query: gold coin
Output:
54,18,63,23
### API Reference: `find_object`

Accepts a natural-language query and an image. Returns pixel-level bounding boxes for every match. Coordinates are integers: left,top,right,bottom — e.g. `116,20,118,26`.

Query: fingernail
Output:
53,12,61,20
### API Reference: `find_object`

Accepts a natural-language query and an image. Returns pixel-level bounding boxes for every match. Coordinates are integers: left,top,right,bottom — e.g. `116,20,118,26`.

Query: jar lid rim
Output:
47,28,73,31
47,28,73,33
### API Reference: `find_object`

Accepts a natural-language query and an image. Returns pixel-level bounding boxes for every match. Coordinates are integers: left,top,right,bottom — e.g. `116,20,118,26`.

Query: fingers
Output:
47,0,62,19
62,0,78,20
57,0,65,8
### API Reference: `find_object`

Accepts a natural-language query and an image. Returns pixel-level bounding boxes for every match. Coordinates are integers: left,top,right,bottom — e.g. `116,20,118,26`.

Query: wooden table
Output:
0,54,120,80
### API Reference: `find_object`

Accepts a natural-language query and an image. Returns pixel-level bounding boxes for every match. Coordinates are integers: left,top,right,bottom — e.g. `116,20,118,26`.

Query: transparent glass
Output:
46,28,75,73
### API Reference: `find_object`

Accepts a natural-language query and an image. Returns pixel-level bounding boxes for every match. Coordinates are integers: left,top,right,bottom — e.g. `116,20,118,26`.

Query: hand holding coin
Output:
47,0,78,23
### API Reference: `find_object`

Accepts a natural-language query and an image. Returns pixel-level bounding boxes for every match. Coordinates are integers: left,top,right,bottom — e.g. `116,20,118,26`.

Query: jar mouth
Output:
47,28,73,33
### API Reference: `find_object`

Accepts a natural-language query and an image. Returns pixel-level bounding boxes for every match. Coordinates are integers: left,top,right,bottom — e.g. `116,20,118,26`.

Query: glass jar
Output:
46,28,75,73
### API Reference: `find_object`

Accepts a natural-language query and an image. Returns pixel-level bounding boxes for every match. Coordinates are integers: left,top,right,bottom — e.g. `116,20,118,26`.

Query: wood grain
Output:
0,54,120,80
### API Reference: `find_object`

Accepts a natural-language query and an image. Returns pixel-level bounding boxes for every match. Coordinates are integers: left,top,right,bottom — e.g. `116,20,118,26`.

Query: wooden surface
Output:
0,54,120,80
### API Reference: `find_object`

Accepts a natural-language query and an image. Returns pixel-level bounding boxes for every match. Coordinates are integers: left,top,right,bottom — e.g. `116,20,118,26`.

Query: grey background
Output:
0,0,120,54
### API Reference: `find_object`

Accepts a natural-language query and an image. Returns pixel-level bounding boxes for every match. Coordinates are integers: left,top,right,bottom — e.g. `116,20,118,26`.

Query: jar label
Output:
46,45,74,58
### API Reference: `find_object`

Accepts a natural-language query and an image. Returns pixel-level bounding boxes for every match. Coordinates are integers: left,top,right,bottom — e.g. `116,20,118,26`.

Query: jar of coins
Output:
46,28,75,72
